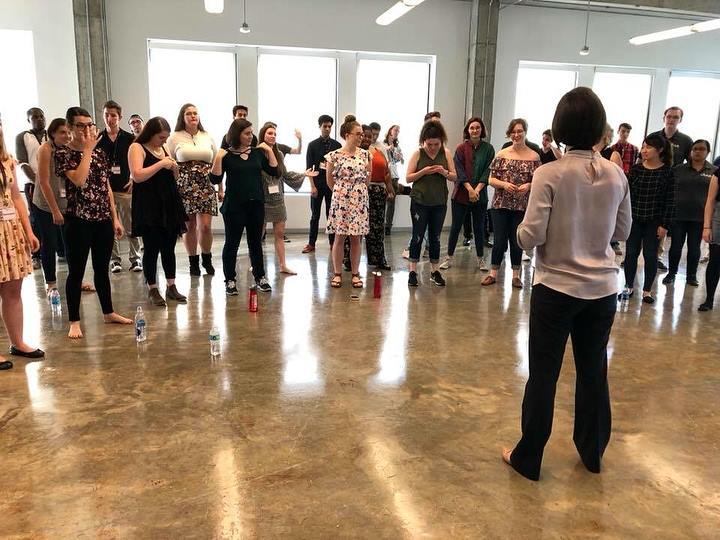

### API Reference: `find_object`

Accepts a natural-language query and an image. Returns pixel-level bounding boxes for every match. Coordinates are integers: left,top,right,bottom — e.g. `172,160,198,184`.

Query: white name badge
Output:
111,165,121,175
268,185,280,194
59,187,67,198
0,206,17,221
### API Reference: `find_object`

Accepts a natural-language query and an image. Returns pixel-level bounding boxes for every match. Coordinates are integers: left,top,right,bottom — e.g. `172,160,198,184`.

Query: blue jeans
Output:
408,201,446,264
35,208,66,284
447,200,486,257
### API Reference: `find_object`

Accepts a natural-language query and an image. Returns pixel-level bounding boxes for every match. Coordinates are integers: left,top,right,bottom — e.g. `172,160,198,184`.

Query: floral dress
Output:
168,130,218,217
325,148,370,236
0,159,32,283
490,156,540,212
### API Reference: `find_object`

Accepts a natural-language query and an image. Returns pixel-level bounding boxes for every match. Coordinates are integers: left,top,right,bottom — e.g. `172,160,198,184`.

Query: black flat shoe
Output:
0,360,12,370
698,302,713,312
376,263,392,271
9,346,45,358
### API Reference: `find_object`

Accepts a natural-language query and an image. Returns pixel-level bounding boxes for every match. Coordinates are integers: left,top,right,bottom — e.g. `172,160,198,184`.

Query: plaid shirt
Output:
627,164,675,228
610,141,639,174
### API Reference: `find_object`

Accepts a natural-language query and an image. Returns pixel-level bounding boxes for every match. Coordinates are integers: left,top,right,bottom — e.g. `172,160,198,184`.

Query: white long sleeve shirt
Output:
517,150,631,299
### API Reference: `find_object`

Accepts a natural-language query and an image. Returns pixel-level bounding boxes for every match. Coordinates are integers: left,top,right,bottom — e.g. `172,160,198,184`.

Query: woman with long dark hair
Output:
128,117,188,306
258,122,317,275
503,87,631,481
439,116,494,271
619,133,675,304
211,118,278,296
167,103,218,277
0,117,43,370
663,139,715,287
54,107,133,339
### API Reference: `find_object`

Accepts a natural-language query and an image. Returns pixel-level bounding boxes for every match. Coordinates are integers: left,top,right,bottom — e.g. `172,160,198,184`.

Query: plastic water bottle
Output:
209,326,221,356
49,289,61,313
135,306,147,343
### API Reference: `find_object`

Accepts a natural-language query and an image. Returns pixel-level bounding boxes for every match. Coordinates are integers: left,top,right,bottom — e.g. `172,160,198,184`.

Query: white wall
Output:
491,5,720,151
0,0,79,124
105,0,473,231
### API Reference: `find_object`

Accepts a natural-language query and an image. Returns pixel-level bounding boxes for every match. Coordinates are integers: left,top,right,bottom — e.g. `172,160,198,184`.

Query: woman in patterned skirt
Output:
326,115,371,288
167,104,218,277
258,122,317,276
0,118,45,369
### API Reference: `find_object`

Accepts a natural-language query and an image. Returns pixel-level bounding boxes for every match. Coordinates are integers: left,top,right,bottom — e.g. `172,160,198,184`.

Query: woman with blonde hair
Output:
0,117,44,369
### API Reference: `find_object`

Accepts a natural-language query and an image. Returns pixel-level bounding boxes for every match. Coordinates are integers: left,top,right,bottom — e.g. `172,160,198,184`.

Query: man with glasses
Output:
649,106,694,270
97,100,141,273
128,114,144,137
16,107,47,269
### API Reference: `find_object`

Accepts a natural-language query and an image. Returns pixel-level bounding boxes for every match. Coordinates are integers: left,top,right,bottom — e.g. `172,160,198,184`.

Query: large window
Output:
0,30,39,187
148,47,236,148
666,73,720,154
514,66,577,145
356,58,431,183
593,71,652,147
257,53,337,192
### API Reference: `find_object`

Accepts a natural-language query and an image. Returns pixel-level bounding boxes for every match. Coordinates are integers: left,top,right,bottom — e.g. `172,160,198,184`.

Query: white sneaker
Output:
402,248,410,260
110,261,122,273
478,257,489,271
439,256,452,270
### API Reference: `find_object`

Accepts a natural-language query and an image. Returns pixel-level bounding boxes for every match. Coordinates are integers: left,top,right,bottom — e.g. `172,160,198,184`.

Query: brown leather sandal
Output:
331,274,342,288
481,275,496,286
512,277,523,289
351,274,364,288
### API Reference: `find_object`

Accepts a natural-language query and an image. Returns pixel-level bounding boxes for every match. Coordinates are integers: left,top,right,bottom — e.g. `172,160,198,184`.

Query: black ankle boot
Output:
189,255,201,276
201,253,215,275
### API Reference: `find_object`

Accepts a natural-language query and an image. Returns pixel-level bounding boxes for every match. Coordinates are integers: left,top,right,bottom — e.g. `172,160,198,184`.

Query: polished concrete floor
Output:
2,232,719,539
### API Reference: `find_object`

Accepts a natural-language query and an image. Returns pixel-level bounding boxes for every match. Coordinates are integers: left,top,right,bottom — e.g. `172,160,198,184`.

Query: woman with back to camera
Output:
128,117,189,307
502,87,631,481
439,116,494,272
211,118,278,296
619,133,675,304
167,103,218,277
482,118,540,289
326,115,371,289
0,117,43,370
257,121,317,276
663,139,715,288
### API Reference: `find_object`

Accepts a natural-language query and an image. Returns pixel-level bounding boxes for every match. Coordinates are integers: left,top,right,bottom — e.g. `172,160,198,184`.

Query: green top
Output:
411,148,449,206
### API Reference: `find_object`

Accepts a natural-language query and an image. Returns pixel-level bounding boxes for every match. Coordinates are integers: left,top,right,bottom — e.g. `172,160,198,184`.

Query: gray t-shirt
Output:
33,145,67,213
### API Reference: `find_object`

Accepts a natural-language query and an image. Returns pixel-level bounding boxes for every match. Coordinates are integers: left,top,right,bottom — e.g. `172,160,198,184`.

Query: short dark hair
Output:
643,133,672,167
226,118,253,149
135,116,172,145
505,118,529,138
340,114,360,139
129,114,143,121
361,124,371,132
542,129,553,139
103,100,122,115
551,87,606,151
419,120,447,145
691,139,711,154
462,117,487,140
26,107,44,118
47,118,68,142
65,107,92,124
318,114,334,126
619,122,632,131
664,106,683,118
175,103,206,132
424,111,441,121
232,104,249,116
369,122,381,131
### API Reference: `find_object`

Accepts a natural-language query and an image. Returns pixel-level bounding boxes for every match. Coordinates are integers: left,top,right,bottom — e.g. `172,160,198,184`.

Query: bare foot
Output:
502,448,513,466
104,312,133,325
68,321,84,339
81,282,96,292
280,267,297,275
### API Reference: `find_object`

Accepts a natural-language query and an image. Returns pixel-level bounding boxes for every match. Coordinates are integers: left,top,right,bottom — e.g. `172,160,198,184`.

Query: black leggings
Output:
64,216,114,322
704,244,720,306
447,200,486,257
491,208,524,269
141,227,178,286
222,201,265,281
623,220,659,292
668,220,703,278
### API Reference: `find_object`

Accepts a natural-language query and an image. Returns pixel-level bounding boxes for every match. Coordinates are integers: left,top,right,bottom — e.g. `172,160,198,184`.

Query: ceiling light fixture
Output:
239,0,251,33
579,0,590,56
376,0,426,26
630,17,720,45
204,0,223,14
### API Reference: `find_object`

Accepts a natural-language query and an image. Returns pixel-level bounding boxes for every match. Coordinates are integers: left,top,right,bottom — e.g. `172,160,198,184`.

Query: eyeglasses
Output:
74,122,95,129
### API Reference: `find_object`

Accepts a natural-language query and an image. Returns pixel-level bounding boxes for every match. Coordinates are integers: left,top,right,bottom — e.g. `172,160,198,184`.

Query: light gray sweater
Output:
517,150,632,299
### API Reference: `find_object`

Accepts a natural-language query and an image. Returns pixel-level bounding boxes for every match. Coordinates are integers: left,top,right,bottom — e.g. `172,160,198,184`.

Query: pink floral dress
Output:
0,159,32,283
325,149,370,236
